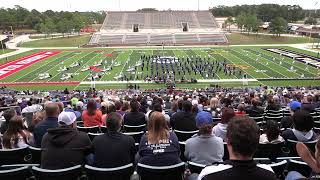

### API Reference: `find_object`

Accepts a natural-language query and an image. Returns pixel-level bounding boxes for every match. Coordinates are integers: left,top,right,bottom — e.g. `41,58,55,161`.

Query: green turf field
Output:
0,46,319,90
0,49,14,55
20,35,91,47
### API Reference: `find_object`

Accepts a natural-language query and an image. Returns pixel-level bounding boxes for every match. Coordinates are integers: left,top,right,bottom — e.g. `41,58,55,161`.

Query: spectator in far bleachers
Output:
208,97,221,118
21,99,43,113
91,112,135,168
0,108,16,134
280,101,301,129
138,112,181,166
33,103,59,147
170,100,197,131
259,120,284,144
301,95,315,113
82,99,103,127
41,111,91,169
2,116,34,149
282,110,317,142
266,96,281,111
197,116,277,180
212,107,235,141
185,111,223,165
123,99,146,127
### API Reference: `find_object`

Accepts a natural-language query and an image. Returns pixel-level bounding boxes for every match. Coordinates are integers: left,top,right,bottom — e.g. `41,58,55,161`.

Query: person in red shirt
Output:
82,99,103,127
235,104,246,116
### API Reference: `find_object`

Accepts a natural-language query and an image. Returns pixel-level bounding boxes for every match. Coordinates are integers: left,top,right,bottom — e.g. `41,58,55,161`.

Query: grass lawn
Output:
20,35,91,47
0,49,14,55
227,33,315,45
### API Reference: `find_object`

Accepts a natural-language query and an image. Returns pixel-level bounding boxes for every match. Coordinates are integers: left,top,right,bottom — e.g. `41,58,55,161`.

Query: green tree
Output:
305,17,317,25
224,16,234,32
235,13,246,32
269,17,288,36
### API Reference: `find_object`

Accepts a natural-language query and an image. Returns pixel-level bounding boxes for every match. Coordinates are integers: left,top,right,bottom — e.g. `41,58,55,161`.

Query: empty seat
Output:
137,162,185,180
0,147,29,165
173,130,199,142
85,163,134,180
0,166,31,180
123,124,146,132
32,165,82,180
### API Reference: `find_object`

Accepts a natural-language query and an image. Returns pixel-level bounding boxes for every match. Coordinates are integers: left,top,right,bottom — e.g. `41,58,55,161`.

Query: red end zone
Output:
0,51,61,79
0,82,80,86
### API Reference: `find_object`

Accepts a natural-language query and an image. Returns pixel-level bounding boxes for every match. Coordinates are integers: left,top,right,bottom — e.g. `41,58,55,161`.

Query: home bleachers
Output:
88,10,228,46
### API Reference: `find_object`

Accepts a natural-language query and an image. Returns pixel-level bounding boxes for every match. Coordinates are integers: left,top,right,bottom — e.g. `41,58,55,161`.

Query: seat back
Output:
27,146,42,164
179,141,186,161
123,124,146,132
223,143,229,161
267,160,287,179
0,147,29,165
85,163,134,180
286,139,317,156
32,165,82,180
137,162,185,180
188,161,206,174
0,166,31,180
287,159,312,177
123,131,144,144
254,143,286,162
88,133,103,141
173,130,198,142
77,126,100,133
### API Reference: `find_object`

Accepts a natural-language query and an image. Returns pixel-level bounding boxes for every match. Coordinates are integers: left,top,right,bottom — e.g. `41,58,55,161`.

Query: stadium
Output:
0,1,320,180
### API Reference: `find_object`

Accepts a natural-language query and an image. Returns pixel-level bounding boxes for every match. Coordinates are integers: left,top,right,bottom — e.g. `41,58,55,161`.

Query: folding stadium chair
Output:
99,126,107,133
254,142,287,162
264,116,283,123
178,141,186,162
223,143,229,161
0,147,29,165
173,129,199,142
77,126,100,133
267,160,287,179
313,115,320,122
287,159,312,177
123,131,144,144
85,163,134,180
123,124,146,133
0,166,32,180
27,146,42,164
313,127,320,135
314,121,320,128
250,116,264,124
187,161,206,174
212,117,221,122
286,139,317,157
88,133,103,141
32,165,82,180
137,162,185,180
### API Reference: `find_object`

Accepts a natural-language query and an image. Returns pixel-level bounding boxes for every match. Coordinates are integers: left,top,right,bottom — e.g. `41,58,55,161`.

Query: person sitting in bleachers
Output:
282,110,317,142
91,112,135,168
197,116,277,180
266,96,281,111
82,99,103,127
41,112,91,169
170,100,197,131
0,108,16,134
245,98,264,117
2,116,34,149
280,101,301,129
33,103,59,147
208,97,222,118
185,111,223,165
235,104,246,116
138,112,181,166
259,120,284,144
286,140,320,180
123,99,146,127
212,107,235,141
301,95,315,113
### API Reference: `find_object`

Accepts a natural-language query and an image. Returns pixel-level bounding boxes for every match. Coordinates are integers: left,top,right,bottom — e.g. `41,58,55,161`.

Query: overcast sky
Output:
0,0,319,12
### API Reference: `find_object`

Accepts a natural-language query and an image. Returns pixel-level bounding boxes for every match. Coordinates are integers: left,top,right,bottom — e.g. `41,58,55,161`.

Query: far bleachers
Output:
198,34,227,43
150,34,173,44
195,11,218,28
98,34,123,45
125,34,148,44
175,34,199,44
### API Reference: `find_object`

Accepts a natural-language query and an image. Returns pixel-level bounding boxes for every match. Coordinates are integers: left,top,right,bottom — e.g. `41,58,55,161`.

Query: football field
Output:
0,46,319,90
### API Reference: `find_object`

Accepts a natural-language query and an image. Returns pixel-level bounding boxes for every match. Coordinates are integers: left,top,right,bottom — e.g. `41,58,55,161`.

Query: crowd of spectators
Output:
0,85,319,179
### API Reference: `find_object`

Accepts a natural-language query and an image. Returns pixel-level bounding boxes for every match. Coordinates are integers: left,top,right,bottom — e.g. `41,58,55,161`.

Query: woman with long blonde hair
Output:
138,112,181,166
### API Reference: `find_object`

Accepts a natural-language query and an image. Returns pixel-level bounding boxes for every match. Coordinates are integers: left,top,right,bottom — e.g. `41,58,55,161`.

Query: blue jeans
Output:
285,171,306,180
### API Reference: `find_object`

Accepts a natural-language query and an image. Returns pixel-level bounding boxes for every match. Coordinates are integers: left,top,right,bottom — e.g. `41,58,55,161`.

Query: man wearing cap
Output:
185,111,224,165
41,111,91,169
280,101,301,129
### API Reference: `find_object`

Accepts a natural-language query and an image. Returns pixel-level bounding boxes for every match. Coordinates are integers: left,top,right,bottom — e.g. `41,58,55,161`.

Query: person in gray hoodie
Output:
212,108,235,142
184,111,224,165
41,111,91,169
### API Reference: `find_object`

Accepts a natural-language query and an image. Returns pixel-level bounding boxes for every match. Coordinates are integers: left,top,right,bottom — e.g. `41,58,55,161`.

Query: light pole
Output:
9,26,14,38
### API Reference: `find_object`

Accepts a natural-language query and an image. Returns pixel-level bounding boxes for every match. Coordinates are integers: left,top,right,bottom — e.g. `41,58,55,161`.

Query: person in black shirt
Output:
123,99,146,127
197,116,277,180
170,100,197,131
92,112,135,168
0,108,16,134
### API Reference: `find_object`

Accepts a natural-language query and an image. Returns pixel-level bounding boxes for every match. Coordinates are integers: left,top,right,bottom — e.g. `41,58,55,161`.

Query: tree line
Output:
0,5,106,35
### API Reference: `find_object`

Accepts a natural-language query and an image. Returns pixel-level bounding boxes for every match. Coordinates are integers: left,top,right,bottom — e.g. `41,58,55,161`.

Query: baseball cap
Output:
195,111,213,126
288,101,301,110
76,101,84,108
58,112,77,125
